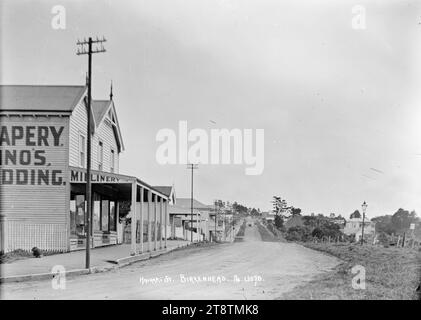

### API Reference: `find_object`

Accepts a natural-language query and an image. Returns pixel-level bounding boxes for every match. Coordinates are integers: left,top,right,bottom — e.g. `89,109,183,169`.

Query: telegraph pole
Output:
187,164,198,243
361,201,367,246
214,201,217,242
223,208,226,242
77,36,106,269
214,200,218,242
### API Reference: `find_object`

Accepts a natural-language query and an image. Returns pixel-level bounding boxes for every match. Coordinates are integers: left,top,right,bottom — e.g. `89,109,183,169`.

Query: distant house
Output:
169,198,217,241
261,211,275,221
153,185,176,205
328,214,346,227
343,218,376,241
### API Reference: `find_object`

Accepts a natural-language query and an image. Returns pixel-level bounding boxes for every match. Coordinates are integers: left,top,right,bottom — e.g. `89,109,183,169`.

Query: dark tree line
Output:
371,208,418,236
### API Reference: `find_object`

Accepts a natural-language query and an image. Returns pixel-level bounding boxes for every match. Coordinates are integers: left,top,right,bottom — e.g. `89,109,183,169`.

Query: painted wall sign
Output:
0,125,66,185
70,169,132,184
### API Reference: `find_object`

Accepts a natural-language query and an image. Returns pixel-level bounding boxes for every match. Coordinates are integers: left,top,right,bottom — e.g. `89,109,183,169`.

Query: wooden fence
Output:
0,220,68,253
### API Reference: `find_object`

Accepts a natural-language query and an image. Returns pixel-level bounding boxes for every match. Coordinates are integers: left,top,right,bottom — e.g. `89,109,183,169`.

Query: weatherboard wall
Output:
69,98,120,174
0,114,70,252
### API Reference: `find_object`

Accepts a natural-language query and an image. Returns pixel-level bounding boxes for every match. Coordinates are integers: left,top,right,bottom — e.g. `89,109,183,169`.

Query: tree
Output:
377,232,389,247
370,209,418,235
272,196,290,218
215,199,225,209
391,208,417,233
302,215,319,229
371,215,394,234
250,208,259,216
290,207,302,216
274,214,284,229
311,221,342,239
350,210,361,219
312,227,324,238
285,226,311,242
232,202,248,215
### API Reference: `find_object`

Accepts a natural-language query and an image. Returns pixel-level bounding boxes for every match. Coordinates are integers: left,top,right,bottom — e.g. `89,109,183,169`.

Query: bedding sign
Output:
0,125,66,185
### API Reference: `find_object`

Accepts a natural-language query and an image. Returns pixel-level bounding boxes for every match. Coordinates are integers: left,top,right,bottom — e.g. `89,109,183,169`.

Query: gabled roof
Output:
92,100,111,125
175,198,212,210
0,84,125,151
0,85,87,112
154,186,176,205
154,186,173,196
168,204,201,215
91,99,125,152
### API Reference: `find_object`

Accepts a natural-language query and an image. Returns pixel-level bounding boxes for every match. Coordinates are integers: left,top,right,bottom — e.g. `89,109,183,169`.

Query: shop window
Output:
75,195,86,236
79,134,86,167
70,200,76,236
93,193,101,231
110,149,115,173
101,200,109,231
98,141,103,171
109,201,116,231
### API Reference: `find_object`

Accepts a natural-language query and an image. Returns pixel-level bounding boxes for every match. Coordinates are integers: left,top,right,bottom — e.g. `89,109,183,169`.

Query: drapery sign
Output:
0,125,66,185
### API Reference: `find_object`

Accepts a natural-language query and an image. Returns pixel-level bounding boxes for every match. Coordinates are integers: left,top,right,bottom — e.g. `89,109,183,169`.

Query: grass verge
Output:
236,221,247,237
282,243,421,300
0,249,33,264
256,220,283,242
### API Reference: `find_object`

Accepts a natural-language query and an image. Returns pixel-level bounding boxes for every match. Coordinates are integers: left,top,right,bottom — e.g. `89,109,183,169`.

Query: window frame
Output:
98,140,104,171
101,200,110,231
79,133,86,167
110,148,115,173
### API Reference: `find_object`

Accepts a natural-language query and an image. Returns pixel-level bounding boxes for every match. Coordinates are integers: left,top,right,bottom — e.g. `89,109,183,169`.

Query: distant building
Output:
153,185,176,205
169,198,222,242
343,218,376,241
0,85,171,254
261,211,275,221
328,214,346,227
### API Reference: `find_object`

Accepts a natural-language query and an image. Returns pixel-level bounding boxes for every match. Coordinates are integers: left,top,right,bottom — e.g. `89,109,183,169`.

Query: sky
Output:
1,0,421,219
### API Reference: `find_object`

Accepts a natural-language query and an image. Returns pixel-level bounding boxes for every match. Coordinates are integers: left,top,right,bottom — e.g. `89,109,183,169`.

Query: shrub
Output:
311,222,343,240
274,215,284,229
377,232,389,247
285,226,311,242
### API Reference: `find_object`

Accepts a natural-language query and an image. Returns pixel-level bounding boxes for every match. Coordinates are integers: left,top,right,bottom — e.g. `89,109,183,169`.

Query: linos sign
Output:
70,169,132,184
0,125,66,186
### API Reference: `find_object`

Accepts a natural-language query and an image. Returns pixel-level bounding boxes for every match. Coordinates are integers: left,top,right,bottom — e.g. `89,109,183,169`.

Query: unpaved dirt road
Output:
1,218,340,299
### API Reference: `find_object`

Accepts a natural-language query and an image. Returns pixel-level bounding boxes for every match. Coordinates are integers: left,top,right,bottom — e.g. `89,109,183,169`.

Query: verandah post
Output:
130,181,137,255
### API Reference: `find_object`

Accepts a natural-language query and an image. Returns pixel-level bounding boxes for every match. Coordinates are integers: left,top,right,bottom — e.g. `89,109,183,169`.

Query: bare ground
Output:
1,218,340,300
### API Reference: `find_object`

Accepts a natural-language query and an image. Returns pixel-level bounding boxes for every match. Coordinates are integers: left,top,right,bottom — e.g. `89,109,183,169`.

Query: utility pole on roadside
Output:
361,201,367,246
187,164,198,243
214,200,218,242
77,36,106,269
223,207,226,242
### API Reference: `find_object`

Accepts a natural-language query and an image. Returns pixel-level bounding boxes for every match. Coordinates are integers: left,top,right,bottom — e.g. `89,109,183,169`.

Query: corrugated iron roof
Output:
175,198,212,210
0,85,87,112
153,186,173,197
169,204,201,215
